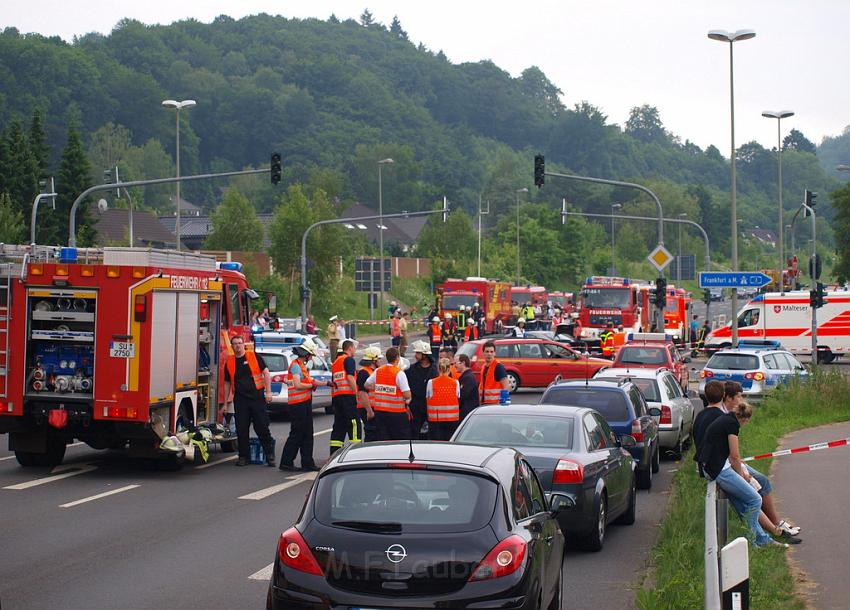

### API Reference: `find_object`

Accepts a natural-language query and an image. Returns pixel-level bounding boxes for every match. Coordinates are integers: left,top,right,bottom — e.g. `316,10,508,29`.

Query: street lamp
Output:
610,203,622,274
762,110,794,294
677,212,688,284
708,28,755,347
377,158,394,318
162,99,196,251
478,195,490,277
838,164,850,172
516,187,528,285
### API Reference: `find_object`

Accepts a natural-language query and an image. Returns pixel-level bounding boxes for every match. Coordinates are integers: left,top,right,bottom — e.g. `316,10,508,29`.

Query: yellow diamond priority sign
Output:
647,243,673,273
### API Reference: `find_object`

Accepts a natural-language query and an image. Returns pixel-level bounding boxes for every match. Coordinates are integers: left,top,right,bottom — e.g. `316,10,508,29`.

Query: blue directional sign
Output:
699,271,773,289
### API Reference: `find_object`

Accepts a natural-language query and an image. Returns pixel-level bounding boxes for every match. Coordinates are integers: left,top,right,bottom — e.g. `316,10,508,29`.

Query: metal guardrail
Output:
706,480,750,610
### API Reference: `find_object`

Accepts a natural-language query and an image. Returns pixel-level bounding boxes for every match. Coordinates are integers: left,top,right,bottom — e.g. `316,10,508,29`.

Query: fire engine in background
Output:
436,277,512,333
0,245,258,467
704,290,850,363
578,277,642,350
511,285,548,307
549,291,576,312
638,284,693,343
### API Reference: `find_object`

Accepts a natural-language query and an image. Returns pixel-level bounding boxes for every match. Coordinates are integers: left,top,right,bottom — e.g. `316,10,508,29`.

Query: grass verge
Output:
638,368,850,610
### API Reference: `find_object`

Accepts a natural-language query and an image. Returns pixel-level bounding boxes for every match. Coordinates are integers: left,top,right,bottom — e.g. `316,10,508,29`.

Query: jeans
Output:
715,467,773,546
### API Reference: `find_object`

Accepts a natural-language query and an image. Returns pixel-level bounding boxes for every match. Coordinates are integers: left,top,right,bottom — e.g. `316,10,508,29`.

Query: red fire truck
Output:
436,277,512,333
638,285,693,343
0,245,257,467
578,277,641,346
511,285,548,307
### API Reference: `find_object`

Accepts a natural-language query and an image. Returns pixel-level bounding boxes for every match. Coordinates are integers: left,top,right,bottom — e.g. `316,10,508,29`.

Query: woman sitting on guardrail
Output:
698,401,795,548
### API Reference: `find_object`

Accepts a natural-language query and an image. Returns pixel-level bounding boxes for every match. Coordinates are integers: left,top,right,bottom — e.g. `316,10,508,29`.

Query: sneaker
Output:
779,520,801,536
266,456,276,468
278,462,297,472
778,531,802,544
301,463,320,472
235,457,248,467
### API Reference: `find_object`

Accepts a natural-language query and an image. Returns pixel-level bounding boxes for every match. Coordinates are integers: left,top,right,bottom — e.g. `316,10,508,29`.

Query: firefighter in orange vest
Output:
356,346,381,442
426,358,461,440
464,318,480,342
599,322,616,358
365,346,412,440
329,339,359,455
224,335,275,467
428,316,443,354
479,340,511,405
442,312,458,352
278,339,328,471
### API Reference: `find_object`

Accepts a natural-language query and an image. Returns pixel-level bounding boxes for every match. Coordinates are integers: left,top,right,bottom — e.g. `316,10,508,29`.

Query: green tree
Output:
0,192,26,243
783,128,816,155
28,108,50,180
625,104,669,145
4,118,39,220
417,207,476,279
831,181,850,283
204,187,263,251
87,122,132,174
389,15,408,41
52,122,94,247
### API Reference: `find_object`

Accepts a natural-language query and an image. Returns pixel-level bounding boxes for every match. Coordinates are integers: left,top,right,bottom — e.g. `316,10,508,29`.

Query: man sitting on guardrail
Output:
695,382,801,546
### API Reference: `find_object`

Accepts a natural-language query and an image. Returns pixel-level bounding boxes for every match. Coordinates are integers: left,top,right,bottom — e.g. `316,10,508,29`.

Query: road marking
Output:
195,455,238,469
313,427,332,437
2,463,98,490
59,484,140,508
248,562,274,581
238,471,317,501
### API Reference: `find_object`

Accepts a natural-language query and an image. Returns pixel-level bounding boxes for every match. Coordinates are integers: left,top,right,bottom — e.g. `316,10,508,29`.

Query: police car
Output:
698,345,807,402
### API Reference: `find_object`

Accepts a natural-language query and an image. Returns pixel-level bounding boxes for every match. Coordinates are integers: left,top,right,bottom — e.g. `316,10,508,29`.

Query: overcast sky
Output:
5,1,849,155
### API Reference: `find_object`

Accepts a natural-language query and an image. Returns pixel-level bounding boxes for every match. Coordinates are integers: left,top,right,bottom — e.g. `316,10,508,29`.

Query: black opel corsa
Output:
267,441,566,610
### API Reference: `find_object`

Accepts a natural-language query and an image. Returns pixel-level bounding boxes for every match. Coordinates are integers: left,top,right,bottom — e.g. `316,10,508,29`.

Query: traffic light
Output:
805,189,817,208
534,154,545,188
703,289,711,305
654,277,667,308
810,282,827,309
270,152,282,185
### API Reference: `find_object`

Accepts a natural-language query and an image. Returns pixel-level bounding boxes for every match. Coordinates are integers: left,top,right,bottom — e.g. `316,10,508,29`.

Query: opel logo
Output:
385,544,407,563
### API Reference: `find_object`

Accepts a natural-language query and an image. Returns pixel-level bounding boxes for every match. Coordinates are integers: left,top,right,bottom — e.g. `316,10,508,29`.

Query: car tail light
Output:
389,462,428,469
552,458,584,484
659,405,672,425
744,372,765,381
278,527,323,576
700,370,714,379
469,535,527,581
631,419,644,443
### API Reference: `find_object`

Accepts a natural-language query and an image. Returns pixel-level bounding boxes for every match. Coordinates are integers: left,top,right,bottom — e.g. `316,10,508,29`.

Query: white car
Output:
255,349,334,415
253,331,331,359
593,367,695,457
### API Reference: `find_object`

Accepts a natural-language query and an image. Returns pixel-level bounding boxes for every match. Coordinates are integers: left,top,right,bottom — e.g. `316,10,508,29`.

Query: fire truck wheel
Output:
505,371,520,393
14,451,37,467
16,437,66,468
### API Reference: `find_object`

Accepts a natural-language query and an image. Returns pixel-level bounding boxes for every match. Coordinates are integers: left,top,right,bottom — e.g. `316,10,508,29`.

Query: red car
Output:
611,334,691,389
457,338,611,392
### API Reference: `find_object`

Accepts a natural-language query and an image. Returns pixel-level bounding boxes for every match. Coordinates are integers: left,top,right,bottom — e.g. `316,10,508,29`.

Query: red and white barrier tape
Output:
743,437,850,462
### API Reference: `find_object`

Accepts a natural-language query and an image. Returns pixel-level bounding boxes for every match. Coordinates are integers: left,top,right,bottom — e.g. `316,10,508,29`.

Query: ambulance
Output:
704,290,850,363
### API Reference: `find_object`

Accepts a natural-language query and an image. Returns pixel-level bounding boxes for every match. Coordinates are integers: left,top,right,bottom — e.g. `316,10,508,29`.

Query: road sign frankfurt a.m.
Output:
698,272,772,289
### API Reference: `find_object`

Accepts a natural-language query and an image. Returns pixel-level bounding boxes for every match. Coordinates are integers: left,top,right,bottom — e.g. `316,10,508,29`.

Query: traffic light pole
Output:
300,205,449,323
545,168,667,333
67,168,270,247
802,198,818,360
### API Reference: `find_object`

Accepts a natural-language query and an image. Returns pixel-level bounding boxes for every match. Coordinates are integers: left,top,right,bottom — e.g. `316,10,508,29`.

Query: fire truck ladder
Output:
0,263,10,398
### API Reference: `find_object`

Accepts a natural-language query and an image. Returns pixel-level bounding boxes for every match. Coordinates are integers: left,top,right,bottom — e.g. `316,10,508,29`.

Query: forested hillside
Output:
0,12,846,289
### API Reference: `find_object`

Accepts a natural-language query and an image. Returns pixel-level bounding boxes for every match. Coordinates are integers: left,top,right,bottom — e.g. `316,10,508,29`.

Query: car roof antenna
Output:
408,436,415,463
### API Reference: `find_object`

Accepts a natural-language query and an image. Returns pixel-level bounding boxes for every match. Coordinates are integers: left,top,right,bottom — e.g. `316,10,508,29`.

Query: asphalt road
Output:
0,385,688,610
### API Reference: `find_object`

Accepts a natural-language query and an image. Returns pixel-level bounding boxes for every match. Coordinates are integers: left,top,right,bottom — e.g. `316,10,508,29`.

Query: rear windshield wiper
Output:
332,520,403,533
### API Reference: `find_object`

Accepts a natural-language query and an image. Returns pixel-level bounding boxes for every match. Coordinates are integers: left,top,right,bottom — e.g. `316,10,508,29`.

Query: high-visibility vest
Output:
600,331,615,356
613,332,626,348
372,365,406,413
427,375,460,422
457,312,467,330
523,306,535,320
480,359,504,405
449,364,461,380
357,365,376,410
331,355,356,397
225,351,264,391
442,321,457,339
287,359,313,404
429,323,442,344
465,324,479,341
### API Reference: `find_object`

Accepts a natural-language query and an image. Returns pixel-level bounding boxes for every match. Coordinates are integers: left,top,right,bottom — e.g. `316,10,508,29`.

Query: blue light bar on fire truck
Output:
216,261,243,273
586,276,629,286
